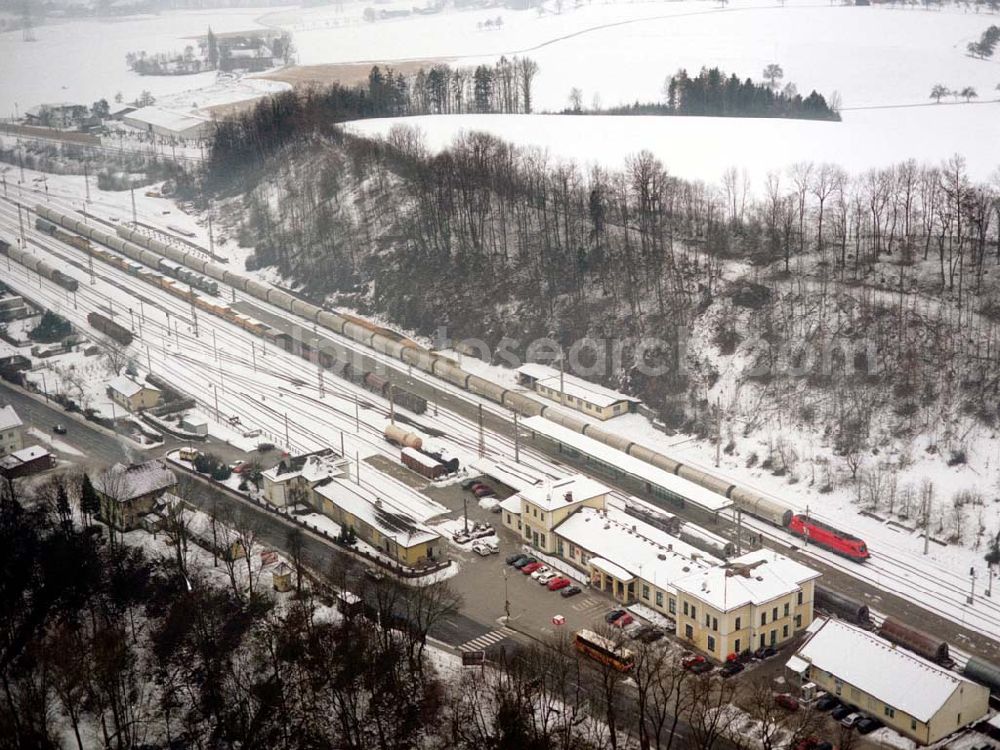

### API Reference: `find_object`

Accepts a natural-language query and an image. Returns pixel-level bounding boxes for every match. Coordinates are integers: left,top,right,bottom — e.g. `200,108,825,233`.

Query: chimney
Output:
564,491,573,503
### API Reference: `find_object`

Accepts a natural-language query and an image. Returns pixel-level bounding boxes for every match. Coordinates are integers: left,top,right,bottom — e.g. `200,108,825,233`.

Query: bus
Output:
574,629,635,672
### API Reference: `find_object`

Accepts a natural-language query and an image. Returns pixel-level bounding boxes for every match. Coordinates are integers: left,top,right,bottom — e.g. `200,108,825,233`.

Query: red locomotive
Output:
787,514,869,561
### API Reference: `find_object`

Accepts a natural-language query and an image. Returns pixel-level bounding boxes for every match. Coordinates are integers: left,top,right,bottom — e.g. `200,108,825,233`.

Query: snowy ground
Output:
346,103,1000,185
0,8,277,117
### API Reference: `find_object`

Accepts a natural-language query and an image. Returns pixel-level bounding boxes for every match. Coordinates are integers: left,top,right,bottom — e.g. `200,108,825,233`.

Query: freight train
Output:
87,311,133,346
33,203,866,556
1,236,80,292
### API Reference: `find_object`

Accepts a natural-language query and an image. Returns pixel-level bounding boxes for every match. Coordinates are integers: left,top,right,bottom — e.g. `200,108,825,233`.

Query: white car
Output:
841,713,861,729
537,571,558,585
472,541,498,556
530,565,551,580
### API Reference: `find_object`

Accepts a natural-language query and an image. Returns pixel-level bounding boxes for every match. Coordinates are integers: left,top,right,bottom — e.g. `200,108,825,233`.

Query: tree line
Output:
592,67,838,120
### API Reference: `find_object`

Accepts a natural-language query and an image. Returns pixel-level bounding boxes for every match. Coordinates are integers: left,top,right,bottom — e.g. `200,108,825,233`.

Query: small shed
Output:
272,562,293,593
181,415,209,435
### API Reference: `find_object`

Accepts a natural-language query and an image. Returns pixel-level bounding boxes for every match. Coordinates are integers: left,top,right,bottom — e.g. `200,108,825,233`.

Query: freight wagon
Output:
815,585,871,628
401,447,446,480
878,616,952,667
87,312,133,347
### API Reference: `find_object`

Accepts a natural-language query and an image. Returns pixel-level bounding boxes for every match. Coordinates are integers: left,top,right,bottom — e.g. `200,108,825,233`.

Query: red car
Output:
611,612,634,627
520,562,544,575
682,655,706,670
547,576,571,591
774,694,800,712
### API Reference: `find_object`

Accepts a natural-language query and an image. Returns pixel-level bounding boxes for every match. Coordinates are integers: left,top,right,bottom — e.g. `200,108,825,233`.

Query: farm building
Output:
108,375,161,412
516,363,640,420
93,460,177,530
121,106,215,140
0,445,54,479
0,405,24,456
787,618,989,745
673,549,820,660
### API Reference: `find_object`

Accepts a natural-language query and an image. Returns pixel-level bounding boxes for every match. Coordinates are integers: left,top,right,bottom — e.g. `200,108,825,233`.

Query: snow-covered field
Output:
0,8,277,116
346,103,1000,185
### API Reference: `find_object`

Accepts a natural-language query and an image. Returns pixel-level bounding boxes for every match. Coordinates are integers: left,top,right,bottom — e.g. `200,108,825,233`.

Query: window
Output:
770,630,776,645
712,617,718,631
760,613,767,626
911,719,917,731
656,591,664,608
556,539,564,556
794,615,802,628
834,680,842,696
668,597,675,614
691,606,697,621
539,533,546,548
958,714,962,724
782,625,788,638
884,707,895,719
642,584,650,600
735,617,741,630
683,602,689,616
707,635,716,652
772,607,778,621
734,639,741,653
705,613,710,627
685,624,693,639
797,591,803,605
784,603,790,617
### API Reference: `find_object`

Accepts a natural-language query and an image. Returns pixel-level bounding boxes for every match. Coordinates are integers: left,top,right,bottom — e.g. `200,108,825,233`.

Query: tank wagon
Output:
384,424,423,450
32,204,871,557
963,656,1000,698
87,312,133,347
878,616,953,667
814,586,872,628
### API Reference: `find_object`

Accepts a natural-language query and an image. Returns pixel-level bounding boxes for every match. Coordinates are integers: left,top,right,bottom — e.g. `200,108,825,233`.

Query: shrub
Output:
947,449,967,467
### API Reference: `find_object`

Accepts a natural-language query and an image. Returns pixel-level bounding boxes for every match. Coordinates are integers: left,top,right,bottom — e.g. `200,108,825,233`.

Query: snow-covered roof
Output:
517,363,640,408
519,473,610,512
523,416,732,513
402,447,440,469
312,478,439,548
554,506,718,592
591,556,635,581
674,548,820,611
108,375,159,398
122,106,213,134
0,405,22,431
793,618,984,723
263,449,347,485
469,458,549,491
499,495,522,514
0,445,51,470
94,460,176,502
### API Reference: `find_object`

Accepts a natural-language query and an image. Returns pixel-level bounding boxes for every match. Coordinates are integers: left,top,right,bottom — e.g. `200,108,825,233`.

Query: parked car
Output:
754,646,777,659
473,486,496,498
815,694,840,711
547,576,571,591
840,713,861,729
461,478,481,490
720,661,745,678
364,568,385,582
506,553,527,565
794,737,829,750
774,694,799,712
830,705,854,722
605,609,627,624
537,571,559,585
529,565,551,579
611,612,634,627
472,540,498,556
682,655,706,670
452,532,472,544
689,660,713,674
560,585,582,598
53,424,67,434
521,562,544,575
635,626,665,643
490,503,503,514
512,557,537,569
855,717,881,734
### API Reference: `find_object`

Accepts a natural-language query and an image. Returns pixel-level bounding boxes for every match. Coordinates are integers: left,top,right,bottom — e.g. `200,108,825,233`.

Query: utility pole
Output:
212,329,218,361
736,508,743,555
251,340,256,372
130,186,137,225
354,393,359,433
340,431,345,458
88,249,95,285
558,348,566,407
207,208,215,258
513,411,520,463
213,384,219,421
389,383,395,423
189,284,198,336
715,398,722,468
478,403,485,458
284,412,290,450
355,452,360,484
968,567,976,605
83,162,91,203
40,371,48,403
317,360,324,397
16,202,26,248
923,483,932,555
146,344,151,374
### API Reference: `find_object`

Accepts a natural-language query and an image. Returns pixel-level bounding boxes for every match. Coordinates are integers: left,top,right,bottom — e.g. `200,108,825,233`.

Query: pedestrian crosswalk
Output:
459,626,517,652
570,596,608,616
